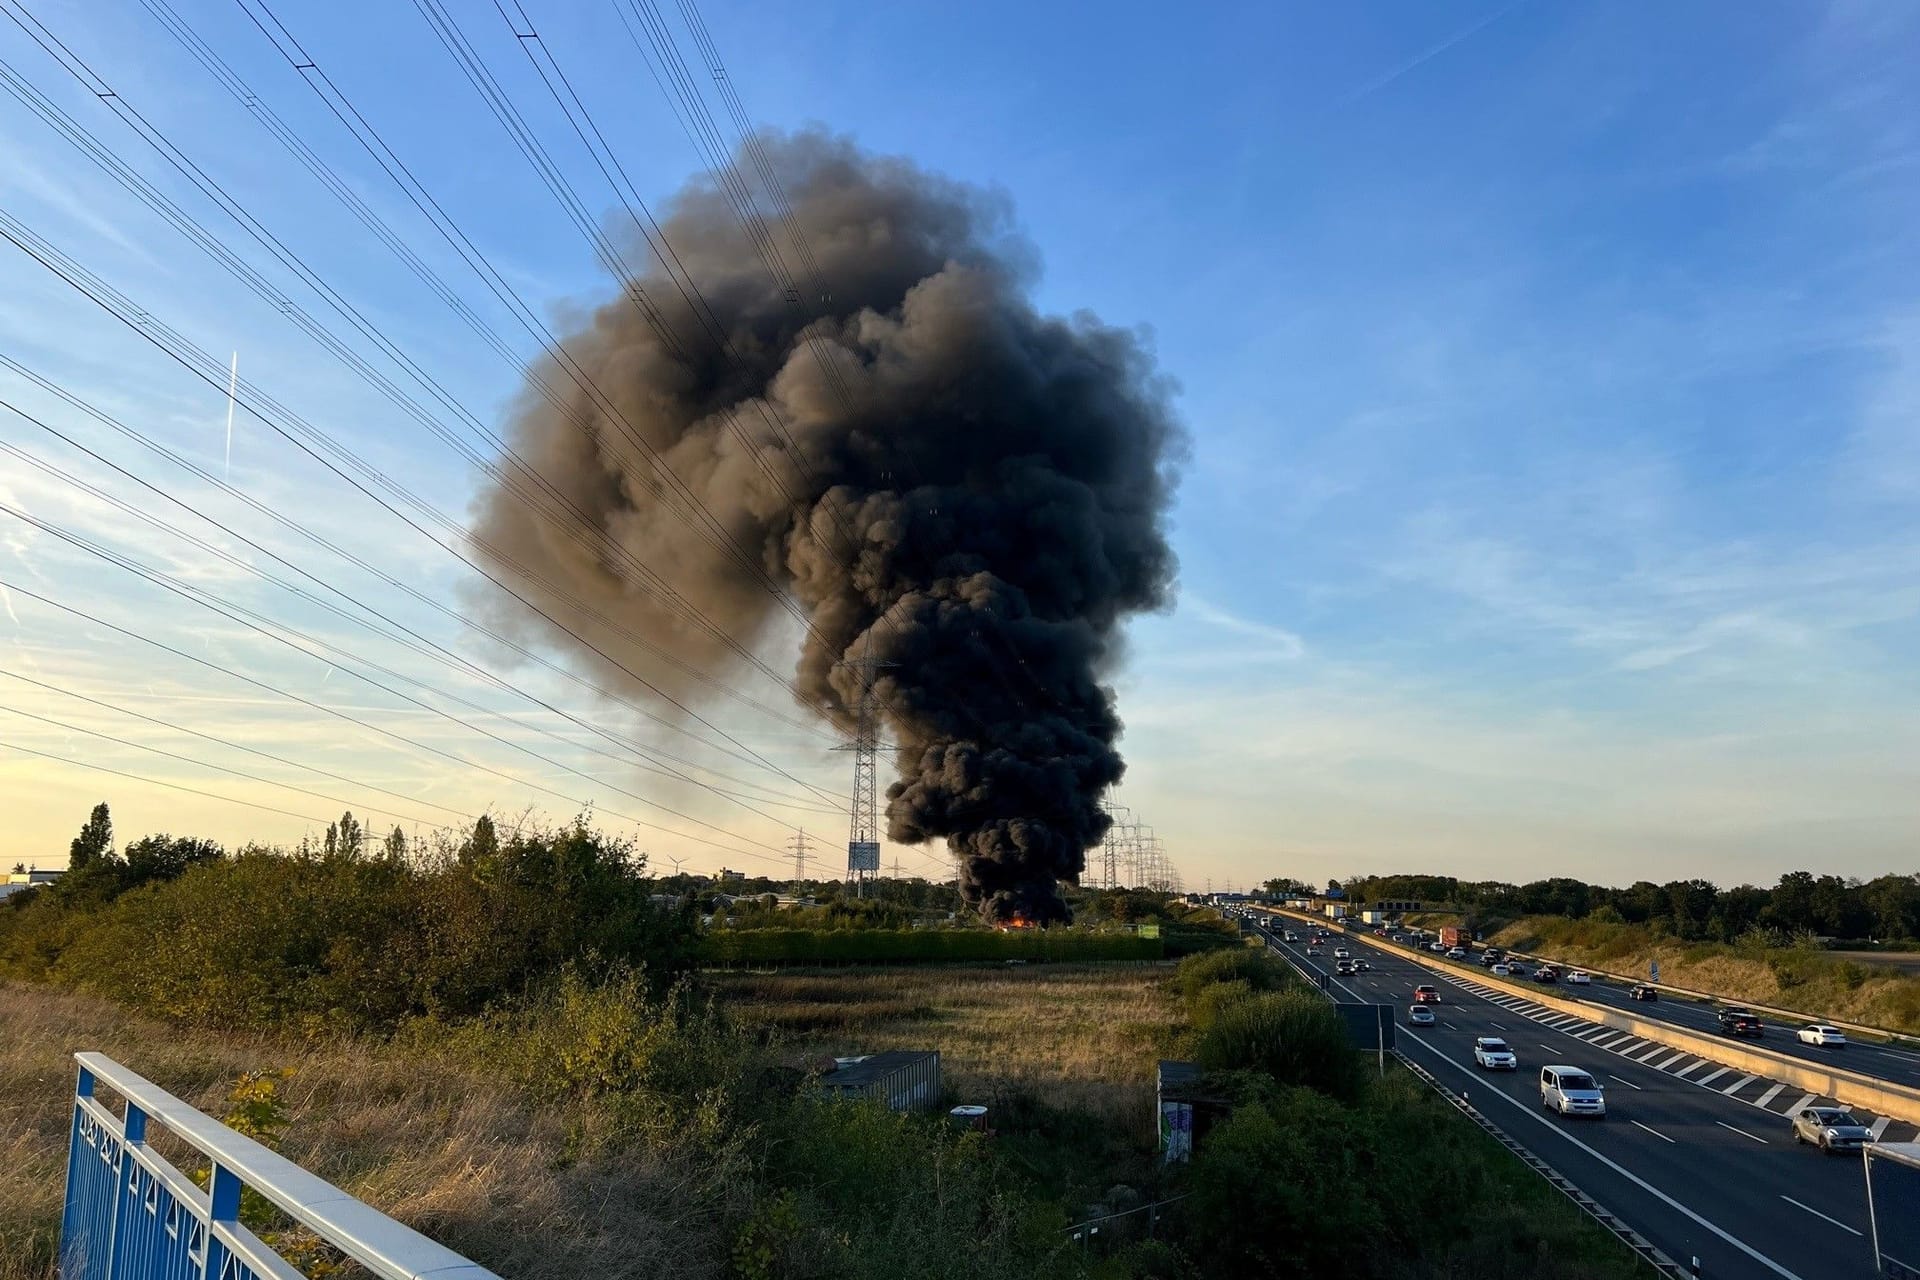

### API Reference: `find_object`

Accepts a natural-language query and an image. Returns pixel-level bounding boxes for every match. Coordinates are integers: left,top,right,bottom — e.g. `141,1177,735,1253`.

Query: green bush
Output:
1196,992,1363,1102
0,816,699,1031
1182,1092,1385,1273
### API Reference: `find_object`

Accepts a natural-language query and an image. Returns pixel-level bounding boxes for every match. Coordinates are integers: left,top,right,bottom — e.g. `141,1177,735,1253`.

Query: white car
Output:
1797,1024,1848,1048
1446,947,1467,960
1473,1037,1517,1070
1490,963,1512,977
1334,948,1350,959
1407,1005,1437,1027
1566,970,1592,985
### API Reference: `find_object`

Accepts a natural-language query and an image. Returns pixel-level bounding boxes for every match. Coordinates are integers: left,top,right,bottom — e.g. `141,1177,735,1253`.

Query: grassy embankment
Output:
1494,915,1920,1033
0,964,1183,1280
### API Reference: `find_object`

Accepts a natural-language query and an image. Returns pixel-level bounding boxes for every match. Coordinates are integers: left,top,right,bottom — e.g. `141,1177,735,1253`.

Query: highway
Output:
1251,918,1885,1279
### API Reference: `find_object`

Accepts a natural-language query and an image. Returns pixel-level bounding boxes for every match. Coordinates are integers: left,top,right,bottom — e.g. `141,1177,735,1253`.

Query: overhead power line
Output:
0,574,782,863
0,205,839,810
0,702,457,832
0,423,847,823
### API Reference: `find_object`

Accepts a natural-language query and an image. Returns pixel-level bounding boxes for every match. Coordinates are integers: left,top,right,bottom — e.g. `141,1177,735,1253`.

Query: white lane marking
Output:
1444,1021,1458,1030
1598,1033,1632,1048
1652,1050,1688,1069
1540,1043,1557,1053
1394,1032,1807,1279
1672,1060,1707,1078
1722,1074,1757,1095
1633,1045,1669,1062
1717,1120,1769,1144
1779,1195,1864,1238
1872,1046,1920,1065
1872,1117,1892,1140
1608,1074,1643,1090
1756,1083,1787,1108
1696,1066,1730,1085
1491,1022,1507,1030
1786,1093,1817,1117
1631,1120,1677,1143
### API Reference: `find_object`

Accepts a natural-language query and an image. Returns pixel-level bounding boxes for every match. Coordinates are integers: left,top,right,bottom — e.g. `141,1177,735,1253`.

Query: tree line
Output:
1327,870,1920,944
3,803,699,1028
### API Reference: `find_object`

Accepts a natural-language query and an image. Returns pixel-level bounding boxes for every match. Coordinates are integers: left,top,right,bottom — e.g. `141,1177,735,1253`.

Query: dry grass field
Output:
714,962,1185,1128
0,982,736,1280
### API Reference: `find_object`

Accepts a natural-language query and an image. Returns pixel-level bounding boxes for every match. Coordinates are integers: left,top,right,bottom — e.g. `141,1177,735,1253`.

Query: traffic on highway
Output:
1239,911,1889,1279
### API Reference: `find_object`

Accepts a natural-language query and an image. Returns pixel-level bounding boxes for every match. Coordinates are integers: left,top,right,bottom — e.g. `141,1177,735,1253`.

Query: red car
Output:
1413,985,1441,1003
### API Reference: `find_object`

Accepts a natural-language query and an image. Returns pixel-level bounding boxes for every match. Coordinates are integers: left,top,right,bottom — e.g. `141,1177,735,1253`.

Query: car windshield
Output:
1479,1040,1508,1052
1558,1073,1597,1091
1809,1109,1857,1125
1416,986,1434,992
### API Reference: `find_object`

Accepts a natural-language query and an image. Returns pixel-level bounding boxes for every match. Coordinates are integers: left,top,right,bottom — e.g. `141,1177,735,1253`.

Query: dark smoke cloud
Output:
471,130,1182,922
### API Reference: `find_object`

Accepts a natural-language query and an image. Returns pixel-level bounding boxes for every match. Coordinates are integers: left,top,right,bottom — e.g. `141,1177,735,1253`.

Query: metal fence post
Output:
202,1163,241,1280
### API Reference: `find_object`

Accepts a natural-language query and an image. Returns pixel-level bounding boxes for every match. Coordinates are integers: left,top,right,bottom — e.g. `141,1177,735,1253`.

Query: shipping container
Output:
1441,927,1466,949
818,1050,942,1113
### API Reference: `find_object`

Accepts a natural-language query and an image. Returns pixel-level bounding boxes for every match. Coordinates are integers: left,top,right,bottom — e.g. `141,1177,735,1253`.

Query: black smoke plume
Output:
471,131,1181,922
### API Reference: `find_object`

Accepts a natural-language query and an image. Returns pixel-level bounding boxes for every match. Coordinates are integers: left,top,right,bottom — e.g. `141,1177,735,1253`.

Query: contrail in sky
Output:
1334,2,1521,109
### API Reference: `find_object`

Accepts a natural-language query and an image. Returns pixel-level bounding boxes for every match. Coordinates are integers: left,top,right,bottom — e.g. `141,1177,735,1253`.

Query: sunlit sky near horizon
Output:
2,0,1917,891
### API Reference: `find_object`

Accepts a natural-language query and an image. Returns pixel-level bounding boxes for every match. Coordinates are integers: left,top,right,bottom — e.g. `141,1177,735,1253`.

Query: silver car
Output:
1791,1106,1871,1154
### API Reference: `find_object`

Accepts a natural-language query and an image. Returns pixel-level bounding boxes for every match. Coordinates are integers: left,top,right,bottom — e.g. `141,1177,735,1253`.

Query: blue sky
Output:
1,0,1916,889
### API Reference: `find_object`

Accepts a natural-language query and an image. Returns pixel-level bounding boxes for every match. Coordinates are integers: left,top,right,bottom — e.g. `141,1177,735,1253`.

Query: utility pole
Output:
787,829,810,884
835,651,892,898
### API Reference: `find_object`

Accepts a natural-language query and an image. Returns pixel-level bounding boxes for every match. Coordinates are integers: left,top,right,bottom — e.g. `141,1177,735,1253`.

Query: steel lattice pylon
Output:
838,653,890,897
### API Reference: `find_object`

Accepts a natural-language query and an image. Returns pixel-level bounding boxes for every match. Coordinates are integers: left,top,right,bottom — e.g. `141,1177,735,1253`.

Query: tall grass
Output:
0,981,737,1280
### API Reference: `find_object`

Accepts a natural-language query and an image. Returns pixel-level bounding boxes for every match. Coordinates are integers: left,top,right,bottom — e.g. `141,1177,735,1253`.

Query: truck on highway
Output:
1440,926,1467,950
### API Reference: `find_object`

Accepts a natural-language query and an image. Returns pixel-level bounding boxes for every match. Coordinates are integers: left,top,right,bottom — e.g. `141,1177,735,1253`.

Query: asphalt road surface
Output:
1254,921,1884,1279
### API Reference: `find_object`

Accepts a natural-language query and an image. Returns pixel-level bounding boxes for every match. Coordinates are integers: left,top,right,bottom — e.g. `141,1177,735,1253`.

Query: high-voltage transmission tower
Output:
787,829,810,883
1097,799,1134,889
836,653,891,898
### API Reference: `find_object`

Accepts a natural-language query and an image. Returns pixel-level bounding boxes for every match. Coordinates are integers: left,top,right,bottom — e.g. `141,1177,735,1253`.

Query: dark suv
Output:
1717,1007,1763,1037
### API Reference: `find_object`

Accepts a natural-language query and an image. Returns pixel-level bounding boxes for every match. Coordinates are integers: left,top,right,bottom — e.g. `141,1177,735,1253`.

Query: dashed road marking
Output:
1608,1074,1643,1090
1631,1120,1676,1144
1717,1120,1769,1144
1779,1196,1863,1237
1722,1074,1757,1095
1756,1083,1787,1108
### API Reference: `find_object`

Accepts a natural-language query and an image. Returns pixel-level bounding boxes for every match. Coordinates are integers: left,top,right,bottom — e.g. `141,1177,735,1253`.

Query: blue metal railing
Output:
60,1052,500,1280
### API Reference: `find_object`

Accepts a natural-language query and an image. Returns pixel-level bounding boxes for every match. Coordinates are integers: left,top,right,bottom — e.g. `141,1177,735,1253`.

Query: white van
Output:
1539,1065,1606,1117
